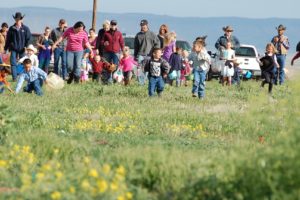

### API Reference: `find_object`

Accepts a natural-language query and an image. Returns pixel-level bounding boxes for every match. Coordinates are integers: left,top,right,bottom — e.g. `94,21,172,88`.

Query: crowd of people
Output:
0,11,298,97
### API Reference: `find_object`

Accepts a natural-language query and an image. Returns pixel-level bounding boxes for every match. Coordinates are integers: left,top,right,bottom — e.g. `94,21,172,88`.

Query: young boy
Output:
189,40,211,99
144,48,171,97
89,54,110,83
15,58,47,96
0,66,14,94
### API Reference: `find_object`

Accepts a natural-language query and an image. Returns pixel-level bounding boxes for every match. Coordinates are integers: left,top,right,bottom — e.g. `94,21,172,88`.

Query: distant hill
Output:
1,7,300,53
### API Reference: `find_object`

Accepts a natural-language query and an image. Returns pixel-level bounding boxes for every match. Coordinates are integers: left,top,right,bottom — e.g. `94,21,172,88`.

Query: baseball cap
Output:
140,19,148,26
110,20,117,25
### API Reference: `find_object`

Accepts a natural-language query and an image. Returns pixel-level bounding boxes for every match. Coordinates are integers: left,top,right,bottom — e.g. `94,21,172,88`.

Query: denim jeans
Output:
23,78,44,96
0,82,4,94
232,67,241,85
66,50,84,78
148,76,164,96
137,55,150,85
10,50,25,81
274,54,286,85
192,69,206,98
54,47,67,80
103,52,119,83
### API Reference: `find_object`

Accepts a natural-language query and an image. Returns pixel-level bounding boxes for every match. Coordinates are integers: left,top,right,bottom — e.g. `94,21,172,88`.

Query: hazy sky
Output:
3,0,300,18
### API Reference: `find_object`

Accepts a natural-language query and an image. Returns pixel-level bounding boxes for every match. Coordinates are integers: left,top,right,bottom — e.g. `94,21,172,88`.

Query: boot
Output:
67,73,74,84
74,76,80,84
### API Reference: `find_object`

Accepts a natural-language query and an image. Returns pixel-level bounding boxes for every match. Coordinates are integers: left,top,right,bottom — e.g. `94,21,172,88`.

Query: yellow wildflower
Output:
55,171,63,179
84,157,90,165
89,169,98,178
102,164,111,175
42,163,52,171
117,195,125,200
116,165,126,176
81,179,90,190
13,145,20,151
126,192,133,200
0,160,7,168
51,191,61,200
69,186,76,194
97,180,108,193
110,182,118,191
22,146,30,153
36,173,45,180
53,149,60,154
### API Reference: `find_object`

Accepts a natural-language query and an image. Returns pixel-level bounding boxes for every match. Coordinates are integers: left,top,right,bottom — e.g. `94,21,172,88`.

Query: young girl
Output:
221,41,235,86
168,47,182,87
258,43,279,93
162,32,176,62
119,46,138,86
181,50,192,86
37,26,53,73
80,52,91,83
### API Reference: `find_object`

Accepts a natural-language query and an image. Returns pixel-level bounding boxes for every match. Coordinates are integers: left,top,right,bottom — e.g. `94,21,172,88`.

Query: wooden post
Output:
92,0,97,30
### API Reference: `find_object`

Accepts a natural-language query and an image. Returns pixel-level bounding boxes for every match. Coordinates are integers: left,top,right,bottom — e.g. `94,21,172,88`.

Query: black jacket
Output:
5,23,31,53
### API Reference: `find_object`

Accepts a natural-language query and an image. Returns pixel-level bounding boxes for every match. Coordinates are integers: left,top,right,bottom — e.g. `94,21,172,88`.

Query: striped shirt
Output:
63,27,88,51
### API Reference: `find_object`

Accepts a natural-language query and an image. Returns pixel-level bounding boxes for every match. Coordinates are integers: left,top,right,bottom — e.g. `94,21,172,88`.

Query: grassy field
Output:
0,77,300,200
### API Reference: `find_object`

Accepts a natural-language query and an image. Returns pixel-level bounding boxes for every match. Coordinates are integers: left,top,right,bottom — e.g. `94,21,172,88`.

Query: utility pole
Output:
92,0,97,30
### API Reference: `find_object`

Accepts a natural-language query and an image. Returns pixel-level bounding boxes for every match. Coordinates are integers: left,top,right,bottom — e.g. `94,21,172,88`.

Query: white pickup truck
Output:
208,44,261,80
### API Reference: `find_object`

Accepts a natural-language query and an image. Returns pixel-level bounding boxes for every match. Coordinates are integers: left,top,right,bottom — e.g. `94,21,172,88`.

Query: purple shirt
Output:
162,41,176,62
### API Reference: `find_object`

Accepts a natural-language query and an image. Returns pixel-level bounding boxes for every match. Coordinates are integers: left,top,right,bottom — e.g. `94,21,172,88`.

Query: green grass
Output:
0,79,299,200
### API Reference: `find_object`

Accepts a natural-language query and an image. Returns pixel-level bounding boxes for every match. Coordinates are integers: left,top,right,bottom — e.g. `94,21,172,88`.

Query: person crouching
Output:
15,58,47,96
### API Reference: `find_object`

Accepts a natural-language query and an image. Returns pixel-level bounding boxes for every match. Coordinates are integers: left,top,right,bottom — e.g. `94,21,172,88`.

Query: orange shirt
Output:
0,71,9,86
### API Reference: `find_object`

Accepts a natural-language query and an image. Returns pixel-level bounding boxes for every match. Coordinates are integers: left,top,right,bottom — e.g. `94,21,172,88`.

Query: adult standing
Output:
52,21,93,84
215,25,240,52
271,24,289,85
88,28,98,55
50,19,68,80
4,12,31,81
101,20,124,84
37,26,53,73
215,25,240,84
134,19,161,85
0,23,8,53
96,20,110,56
157,24,169,49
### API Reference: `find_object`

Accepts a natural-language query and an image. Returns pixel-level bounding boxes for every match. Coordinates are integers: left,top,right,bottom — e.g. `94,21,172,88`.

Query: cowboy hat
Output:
222,25,234,32
13,12,25,20
26,44,37,53
276,24,286,31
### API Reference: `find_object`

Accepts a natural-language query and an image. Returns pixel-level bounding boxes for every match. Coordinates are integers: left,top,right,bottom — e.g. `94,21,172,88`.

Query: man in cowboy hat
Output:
271,24,289,85
4,12,31,81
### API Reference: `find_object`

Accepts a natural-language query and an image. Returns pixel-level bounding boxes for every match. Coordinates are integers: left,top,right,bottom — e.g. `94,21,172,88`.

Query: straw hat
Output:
26,44,37,53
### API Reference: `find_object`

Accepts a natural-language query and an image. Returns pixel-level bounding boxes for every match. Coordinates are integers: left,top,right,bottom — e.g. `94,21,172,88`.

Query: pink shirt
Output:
63,27,88,51
119,56,138,72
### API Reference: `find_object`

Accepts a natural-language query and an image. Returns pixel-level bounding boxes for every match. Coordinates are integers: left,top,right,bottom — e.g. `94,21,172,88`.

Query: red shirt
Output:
63,27,88,51
89,57,107,74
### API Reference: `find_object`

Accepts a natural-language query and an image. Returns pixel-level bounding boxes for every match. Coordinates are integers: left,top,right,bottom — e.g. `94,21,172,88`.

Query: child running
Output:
119,46,138,86
89,54,109,83
0,66,14,94
144,48,171,97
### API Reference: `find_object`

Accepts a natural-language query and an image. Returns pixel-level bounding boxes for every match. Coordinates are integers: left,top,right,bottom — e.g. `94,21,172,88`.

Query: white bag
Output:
113,69,124,83
46,72,64,90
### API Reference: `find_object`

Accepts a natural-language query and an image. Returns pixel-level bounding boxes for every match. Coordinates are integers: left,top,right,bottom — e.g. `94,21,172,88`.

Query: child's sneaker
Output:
192,93,197,97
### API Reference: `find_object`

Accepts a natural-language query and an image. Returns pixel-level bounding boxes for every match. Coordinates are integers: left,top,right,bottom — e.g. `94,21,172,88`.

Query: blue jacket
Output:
169,52,182,71
215,34,240,50
5,23,31,53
